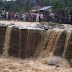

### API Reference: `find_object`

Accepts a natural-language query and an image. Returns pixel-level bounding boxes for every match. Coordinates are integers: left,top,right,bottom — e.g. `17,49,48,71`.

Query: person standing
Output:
40,13,43,22
36,13,39,22
10,12,14,20
6,11,9,20
22,13,26,21
2,10,6,19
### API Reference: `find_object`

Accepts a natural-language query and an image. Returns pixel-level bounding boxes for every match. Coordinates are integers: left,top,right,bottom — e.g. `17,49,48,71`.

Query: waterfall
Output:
53,30,64,53
3,27,12,57
0,24,72,66
53,30,66,56
34,30,51,57
62,30,71,58
44,29,58,57
34,29,65,58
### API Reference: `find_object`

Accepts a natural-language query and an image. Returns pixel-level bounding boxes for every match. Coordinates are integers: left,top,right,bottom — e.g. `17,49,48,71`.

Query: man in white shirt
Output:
36,13,39,22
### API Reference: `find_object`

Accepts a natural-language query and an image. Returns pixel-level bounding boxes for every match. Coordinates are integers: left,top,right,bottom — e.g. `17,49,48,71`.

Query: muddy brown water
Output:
0,25,72,68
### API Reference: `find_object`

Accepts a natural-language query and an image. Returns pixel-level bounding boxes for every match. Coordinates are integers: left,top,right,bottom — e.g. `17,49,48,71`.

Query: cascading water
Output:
62,30,71,58
0,23,72,67
44,29,60,57
52,30,64,53
3,27,12,57
53,30,66,56
65,31,72,65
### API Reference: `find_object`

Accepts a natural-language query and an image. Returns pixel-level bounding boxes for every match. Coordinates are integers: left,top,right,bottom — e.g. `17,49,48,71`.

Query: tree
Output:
0,0,72,12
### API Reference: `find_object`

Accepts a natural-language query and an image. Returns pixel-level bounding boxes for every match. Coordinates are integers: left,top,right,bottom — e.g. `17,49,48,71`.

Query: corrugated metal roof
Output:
39,6,52,11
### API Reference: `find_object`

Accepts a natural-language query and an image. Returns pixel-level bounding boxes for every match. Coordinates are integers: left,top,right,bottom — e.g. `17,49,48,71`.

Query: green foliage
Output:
50,0,66,9
0,0,72,12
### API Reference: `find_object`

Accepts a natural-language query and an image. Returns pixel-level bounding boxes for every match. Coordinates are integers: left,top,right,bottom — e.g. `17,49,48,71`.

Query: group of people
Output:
0,10,49,22
0,10,72,24
0,11,26,21
53,11,72,24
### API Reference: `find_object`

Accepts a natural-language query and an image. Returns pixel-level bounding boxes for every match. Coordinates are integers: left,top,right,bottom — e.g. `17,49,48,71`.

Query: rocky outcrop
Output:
54,31,66,56
20,29,43,58
8,27,19,57
65,31,72,66
7,27,44,58
0,27,7,55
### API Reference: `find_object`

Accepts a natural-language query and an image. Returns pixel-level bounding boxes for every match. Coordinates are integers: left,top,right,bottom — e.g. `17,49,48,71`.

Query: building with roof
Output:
39,6,52,12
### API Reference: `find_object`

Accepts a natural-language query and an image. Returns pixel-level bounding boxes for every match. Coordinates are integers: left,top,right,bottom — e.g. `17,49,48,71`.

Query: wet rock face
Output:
65,32,72,66
0,27,7,55
27,30,42,57
8,28,19,57
0,25,43,58
20,29,28,58
54,31,66,56
7,28,43,58
20,29,42,59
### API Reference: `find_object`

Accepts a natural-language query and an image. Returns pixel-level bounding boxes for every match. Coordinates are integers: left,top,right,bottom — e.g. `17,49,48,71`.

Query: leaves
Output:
0,0,72,12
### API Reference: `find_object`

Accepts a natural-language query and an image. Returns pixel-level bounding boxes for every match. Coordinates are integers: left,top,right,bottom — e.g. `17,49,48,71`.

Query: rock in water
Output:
45,56,58,65
45,56,70,67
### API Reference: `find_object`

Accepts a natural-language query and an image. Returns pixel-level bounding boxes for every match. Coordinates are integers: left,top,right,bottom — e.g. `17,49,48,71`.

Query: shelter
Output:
39,6,52,12
31,5,44,12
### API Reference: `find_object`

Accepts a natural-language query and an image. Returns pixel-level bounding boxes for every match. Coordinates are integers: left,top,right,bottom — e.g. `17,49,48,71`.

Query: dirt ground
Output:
0,57,72,72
